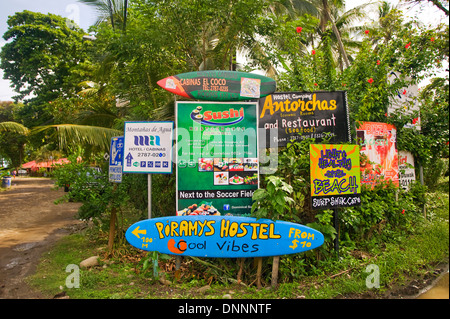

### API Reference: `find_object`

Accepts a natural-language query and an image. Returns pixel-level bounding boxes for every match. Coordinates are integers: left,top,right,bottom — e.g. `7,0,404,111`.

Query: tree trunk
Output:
322,0,350,69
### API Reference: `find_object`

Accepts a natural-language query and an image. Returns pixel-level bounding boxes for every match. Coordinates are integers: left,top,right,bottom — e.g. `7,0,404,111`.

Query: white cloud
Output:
0,69,16,101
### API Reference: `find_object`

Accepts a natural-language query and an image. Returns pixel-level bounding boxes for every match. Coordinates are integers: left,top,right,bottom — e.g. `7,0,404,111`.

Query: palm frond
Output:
32,124,122,151
0,122,29,135
78,0,127,29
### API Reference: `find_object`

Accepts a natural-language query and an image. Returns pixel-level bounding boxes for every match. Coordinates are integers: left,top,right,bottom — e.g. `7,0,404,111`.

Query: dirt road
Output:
0,177,81,299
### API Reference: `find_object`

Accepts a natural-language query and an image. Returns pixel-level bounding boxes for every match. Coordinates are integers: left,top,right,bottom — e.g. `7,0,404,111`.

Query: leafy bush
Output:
53,156,111,220
252,134,431,281
251,175,294,221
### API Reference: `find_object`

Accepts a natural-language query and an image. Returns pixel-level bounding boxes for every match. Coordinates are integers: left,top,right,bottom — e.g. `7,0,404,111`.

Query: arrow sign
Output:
131,226,147,239
126,152,133,167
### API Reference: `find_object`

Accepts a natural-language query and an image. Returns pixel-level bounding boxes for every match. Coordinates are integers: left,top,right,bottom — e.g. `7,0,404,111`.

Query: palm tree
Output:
318,0,352,68
268,0,371,70
78,0,129,31
321,2,373,71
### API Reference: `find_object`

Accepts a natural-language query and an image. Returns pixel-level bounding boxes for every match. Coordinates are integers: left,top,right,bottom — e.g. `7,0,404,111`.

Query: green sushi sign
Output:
176,101,259,216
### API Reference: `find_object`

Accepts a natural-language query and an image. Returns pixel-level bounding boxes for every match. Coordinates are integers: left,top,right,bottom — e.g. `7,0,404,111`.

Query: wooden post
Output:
174,256,182,281
107,207,117,254
256,257,262,289
271,256,280,289
108,184,118,254
237,258,244,283
333,208,339,259
419,165,426,219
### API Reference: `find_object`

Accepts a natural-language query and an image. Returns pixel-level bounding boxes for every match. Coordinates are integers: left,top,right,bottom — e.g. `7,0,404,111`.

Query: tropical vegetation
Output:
1,0,448,298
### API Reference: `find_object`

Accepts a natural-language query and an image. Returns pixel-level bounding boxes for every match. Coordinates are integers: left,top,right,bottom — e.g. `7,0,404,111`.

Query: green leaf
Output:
252,189,267,201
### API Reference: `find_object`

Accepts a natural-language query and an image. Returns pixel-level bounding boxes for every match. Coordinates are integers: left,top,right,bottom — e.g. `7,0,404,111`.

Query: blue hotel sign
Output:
109,136,124,183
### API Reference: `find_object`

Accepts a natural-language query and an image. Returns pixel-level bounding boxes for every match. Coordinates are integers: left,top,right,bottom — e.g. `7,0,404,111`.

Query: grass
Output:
27,178,449,299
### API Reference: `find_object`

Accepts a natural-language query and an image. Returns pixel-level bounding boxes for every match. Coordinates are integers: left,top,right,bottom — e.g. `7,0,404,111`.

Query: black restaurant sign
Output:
258,91,350,147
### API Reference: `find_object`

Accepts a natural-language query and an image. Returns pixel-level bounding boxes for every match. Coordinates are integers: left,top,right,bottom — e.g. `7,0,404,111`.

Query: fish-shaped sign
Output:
125,215,324,258
157,70,276,101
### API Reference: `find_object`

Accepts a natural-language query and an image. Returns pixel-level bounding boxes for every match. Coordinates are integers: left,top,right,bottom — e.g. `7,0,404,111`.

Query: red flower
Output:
377,60,380,65
296,27,303,33
342,83,347,87
312,49,316,55
365,30,369,35
405,42,411,49
385,113,388,117
403,89,407,95
430,37,435,42
401,209,405,215
368,78,374,84
314,83,318,86
412,117,419,124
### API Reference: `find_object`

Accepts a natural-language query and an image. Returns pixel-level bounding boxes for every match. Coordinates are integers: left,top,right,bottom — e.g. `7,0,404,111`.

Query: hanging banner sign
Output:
123,121,174,174
125,216,324,258
109,136,124,183
157,70,276,101
398,150,416,190
356,122,399,188
310,144,361,209
176,101,258,216
258,91,350,147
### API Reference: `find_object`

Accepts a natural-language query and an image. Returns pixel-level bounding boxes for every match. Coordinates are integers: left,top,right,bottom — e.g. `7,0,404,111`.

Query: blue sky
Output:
0,0,448,101
0,0,97,36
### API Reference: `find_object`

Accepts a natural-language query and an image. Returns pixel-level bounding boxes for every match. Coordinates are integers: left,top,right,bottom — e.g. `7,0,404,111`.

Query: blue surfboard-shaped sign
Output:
125,216,324,258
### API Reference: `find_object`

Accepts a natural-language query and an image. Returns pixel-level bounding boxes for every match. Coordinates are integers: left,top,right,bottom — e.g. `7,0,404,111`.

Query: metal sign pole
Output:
148,174,152,219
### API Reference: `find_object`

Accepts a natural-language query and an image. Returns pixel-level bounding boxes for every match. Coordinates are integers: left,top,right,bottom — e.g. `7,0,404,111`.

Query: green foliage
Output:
0,10,88,102
339,181,426,248
52,155,111,219
0,104,28,168
251,175,294,220
140,252,171,279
